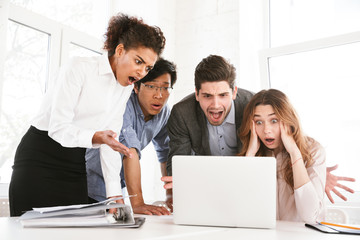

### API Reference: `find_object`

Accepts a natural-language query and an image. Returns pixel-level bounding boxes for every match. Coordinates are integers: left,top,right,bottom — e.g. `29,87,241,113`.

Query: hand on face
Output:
246,120,261,156
279,121,298,155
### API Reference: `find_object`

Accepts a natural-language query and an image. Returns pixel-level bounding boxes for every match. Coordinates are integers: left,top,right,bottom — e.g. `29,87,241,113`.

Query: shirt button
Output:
221,148,224,150
220,135,222,138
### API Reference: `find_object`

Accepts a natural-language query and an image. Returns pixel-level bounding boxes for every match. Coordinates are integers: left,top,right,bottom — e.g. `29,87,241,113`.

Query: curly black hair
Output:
104,13,166,57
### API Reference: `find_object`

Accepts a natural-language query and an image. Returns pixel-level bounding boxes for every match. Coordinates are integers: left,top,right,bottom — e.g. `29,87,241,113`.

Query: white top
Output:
275,139,326,223
32,54,133,198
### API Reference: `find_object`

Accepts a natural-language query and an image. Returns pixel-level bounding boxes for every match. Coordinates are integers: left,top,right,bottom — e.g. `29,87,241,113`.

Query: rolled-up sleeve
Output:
294,142,326,223
152,125,170,163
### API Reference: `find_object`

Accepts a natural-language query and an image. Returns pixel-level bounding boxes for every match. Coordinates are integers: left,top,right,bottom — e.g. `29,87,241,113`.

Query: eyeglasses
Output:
141,83,173,95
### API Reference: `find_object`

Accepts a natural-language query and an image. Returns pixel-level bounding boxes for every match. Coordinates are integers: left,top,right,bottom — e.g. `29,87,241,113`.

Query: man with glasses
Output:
86,59,176,215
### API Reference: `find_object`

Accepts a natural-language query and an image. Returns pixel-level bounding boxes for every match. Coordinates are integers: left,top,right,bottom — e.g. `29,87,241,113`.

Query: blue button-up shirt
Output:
86,91,170,201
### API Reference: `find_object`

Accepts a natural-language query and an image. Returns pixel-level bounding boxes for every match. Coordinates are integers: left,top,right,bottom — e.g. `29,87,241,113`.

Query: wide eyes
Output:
254,119,278,125
135,59,152,72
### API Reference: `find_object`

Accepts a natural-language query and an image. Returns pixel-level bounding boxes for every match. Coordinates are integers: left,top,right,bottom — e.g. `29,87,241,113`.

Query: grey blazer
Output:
166,88,254,175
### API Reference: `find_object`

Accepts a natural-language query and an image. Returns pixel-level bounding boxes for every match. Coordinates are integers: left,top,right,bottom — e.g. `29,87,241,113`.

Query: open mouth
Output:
151,103,162,110
209,111,223,122
128,76,138,85
265,138,275,145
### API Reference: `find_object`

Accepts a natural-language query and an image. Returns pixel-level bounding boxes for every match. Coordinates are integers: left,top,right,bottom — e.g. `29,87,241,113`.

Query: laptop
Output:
172,155,276,229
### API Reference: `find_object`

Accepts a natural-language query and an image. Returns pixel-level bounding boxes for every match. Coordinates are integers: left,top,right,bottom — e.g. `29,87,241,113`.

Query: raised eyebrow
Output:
136,55,145,64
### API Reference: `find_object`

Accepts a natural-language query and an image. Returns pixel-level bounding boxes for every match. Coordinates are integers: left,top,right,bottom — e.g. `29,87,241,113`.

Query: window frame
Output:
259,31,360,89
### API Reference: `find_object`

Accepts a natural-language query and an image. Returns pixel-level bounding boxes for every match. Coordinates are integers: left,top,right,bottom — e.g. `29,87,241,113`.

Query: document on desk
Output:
19,197,145,228
305,222,360,235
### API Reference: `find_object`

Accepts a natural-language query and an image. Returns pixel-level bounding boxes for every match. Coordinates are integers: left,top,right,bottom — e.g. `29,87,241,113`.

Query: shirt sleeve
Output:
100,88,132,198
152,123,170,163
294,142,327,223
47,59,96,148
118,101,142,154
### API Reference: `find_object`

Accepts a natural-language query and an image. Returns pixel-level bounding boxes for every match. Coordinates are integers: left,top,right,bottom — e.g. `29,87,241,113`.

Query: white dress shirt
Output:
32,54,133,198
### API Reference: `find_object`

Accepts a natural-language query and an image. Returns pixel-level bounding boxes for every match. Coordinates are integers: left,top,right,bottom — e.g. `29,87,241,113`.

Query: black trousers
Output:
9,126,88,216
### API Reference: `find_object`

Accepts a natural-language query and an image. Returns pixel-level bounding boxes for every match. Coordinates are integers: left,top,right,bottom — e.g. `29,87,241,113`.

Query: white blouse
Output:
275,139,326,223
32,54,133,198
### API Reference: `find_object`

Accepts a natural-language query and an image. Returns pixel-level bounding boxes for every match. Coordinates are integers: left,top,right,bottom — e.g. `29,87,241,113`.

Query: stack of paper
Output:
19,197,145,228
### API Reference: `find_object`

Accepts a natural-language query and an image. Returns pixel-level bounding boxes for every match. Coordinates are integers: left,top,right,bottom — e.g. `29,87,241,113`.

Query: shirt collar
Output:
224,100,235,125
98,54,114,76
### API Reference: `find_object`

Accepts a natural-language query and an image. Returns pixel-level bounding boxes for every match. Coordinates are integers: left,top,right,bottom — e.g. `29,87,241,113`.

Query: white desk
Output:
1,215,358,240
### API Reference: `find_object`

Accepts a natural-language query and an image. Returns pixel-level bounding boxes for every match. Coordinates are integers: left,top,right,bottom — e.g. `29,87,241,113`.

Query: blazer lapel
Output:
196,103,212,155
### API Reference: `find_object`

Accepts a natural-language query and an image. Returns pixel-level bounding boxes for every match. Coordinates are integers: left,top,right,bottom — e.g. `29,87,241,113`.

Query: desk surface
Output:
1,215,359,240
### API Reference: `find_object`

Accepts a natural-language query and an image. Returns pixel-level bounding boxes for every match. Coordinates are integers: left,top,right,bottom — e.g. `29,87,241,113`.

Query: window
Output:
261,1,360,205
0,20,50,183
0,2,106,192
10,0,109,38
270,0,360,47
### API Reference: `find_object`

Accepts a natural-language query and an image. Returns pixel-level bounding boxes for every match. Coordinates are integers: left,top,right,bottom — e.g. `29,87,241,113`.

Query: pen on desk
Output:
320,222,360,230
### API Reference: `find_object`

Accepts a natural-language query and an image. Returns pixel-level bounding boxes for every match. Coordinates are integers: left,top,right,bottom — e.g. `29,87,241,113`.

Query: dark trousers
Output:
9,126,88,216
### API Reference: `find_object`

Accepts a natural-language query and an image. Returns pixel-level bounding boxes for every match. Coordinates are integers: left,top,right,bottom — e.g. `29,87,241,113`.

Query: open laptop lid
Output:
172,155,276,228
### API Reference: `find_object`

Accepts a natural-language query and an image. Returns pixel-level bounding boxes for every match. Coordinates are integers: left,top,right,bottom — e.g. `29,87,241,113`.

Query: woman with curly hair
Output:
238,89,326,223
9,13,166,216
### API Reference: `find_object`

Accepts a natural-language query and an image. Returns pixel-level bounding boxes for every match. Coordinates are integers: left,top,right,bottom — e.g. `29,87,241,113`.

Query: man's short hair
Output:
194,55,236,91
136,58,177,88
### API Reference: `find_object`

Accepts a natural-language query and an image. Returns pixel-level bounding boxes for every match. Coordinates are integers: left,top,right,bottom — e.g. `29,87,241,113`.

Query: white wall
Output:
112,0,268,103
174,0,241,102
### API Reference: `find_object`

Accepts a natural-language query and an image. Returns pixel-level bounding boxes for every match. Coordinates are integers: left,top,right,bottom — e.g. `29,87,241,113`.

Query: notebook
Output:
172,155,276,228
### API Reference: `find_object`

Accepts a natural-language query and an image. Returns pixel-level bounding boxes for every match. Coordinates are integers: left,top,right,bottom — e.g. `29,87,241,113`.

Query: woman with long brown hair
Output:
238,89,326,223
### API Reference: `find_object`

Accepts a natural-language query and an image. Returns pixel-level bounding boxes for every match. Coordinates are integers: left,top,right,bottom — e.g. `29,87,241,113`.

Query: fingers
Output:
336,176,356,182
325,189,335,204
251,120,256,133
165,199,173,213
161,176,173,182
326,164,338,172
109,139,132,157
108,207,117,214
133,204,170,216
161,176,173,189
332,188,348,201
163,182,173,189
336,183,355,193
